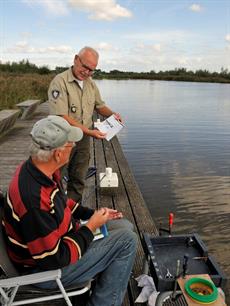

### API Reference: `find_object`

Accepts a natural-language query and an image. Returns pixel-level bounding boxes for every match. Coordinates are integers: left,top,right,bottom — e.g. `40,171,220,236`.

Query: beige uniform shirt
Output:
48,68,105,128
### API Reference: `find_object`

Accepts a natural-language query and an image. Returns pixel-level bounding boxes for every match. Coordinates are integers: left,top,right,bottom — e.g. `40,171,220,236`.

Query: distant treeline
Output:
1,60,230,83
1,60,230,110
94,68,230,83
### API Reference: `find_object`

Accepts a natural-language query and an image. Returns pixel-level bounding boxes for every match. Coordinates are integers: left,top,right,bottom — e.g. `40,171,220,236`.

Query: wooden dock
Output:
0,102,159,306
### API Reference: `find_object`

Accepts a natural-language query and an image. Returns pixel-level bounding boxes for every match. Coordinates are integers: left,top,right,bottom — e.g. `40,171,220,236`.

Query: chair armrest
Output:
0,269,62,288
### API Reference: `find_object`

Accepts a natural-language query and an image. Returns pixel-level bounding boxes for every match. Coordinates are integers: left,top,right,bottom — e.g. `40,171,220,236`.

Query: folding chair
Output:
0,206,91,306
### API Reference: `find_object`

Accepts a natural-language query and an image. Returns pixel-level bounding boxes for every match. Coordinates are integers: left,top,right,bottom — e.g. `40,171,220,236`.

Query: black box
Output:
142,233,227,292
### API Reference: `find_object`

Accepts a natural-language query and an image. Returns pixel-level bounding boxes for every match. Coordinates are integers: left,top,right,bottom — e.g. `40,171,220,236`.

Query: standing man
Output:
48,46,122,203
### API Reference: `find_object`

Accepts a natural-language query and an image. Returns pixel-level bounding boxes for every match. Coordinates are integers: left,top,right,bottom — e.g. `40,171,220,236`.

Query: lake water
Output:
96,79,230,293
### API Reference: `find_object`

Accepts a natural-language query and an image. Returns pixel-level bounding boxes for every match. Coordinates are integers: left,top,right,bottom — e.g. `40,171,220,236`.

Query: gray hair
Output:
29,142,65,162
78,46,99,59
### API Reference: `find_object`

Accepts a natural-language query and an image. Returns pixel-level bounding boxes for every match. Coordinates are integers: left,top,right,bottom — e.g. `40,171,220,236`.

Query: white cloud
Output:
22,0,132,20
133,43,162,53
16,41,28,49
2,45,230,72
104,41,229,73
68,0,132,21
152,44,161,52
175,55,189,65
94,42,119,52
3,37,229,72
46,46,73,53
189,4,202,12
21,32,32,40
124,30,188,44
225,34,230,42
8,41,73,54
22,0,68,16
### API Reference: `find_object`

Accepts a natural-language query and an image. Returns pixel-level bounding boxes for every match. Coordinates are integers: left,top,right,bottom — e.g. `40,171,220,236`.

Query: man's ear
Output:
53,149,61,163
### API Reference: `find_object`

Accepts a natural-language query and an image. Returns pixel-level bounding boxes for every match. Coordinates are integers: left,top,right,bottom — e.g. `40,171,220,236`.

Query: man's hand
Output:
86,208,109,232
85,208,123,233
89,129,106,139
113,112,123,124
102,207,123,220
61,115,106,139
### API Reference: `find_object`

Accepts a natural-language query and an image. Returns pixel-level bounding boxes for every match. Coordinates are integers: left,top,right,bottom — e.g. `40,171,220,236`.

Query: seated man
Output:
2,115,137,306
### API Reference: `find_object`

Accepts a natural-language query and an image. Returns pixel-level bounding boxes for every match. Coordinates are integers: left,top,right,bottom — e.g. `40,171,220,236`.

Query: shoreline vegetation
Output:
1,60,230,110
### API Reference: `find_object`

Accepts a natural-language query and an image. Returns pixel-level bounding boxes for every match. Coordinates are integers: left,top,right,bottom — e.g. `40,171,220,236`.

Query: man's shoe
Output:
85,166,97,179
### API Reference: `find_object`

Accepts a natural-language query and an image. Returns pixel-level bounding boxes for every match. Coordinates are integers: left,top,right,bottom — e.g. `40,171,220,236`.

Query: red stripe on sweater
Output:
53,169,61,182
67,198,77,211
63,239,79,264
40,185,57,212
27,207,72,255
3,221,23,243
7,248,36,266
8,163,27,218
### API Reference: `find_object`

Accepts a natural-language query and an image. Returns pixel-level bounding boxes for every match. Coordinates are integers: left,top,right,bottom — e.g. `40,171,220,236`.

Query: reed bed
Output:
0,73,55,110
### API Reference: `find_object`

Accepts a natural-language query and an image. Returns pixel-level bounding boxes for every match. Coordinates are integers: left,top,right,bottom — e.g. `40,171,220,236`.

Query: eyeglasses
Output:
64,142,76,149
77,55,95,74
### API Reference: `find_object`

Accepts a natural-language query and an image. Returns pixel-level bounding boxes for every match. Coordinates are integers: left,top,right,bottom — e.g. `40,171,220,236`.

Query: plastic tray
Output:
142,233,227,292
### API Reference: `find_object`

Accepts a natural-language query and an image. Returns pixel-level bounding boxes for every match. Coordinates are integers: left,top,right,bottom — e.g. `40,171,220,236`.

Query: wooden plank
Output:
16,99,41,120
101,137,151,305
0,103,48,192
99,139,134,306
82,137,97,210
94,138,114,209
16,99,40,107
83,138,132,306
0,109,21,136
111,137,158,236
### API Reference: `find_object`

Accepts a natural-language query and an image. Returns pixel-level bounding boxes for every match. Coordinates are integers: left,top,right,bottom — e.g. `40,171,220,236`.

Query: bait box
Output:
142,233,227,292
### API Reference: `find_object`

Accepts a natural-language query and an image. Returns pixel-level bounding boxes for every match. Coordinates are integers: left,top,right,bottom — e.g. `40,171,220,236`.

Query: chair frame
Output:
0,205,91,306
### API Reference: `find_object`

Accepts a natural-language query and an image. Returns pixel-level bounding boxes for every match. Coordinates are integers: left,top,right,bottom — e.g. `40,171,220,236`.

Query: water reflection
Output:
96,80,230,291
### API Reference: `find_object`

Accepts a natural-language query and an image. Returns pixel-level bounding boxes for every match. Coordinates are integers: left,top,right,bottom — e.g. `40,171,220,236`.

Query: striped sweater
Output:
2,157,94,272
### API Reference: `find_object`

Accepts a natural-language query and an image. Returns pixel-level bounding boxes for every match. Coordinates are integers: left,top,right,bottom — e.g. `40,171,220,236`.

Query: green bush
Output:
0,73,54,110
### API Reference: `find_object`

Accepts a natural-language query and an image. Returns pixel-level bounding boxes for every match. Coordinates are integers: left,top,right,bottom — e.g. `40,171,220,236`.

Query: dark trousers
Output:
67,135,90,203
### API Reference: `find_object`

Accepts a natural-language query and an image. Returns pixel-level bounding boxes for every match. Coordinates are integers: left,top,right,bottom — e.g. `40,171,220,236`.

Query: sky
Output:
1,0,230,72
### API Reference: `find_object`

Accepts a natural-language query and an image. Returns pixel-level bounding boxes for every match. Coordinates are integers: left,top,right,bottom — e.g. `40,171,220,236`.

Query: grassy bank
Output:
1,70,230,111
0,72,54,110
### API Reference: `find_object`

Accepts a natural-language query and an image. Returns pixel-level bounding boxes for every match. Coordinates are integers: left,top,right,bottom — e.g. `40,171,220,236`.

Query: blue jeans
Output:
36,219,137,306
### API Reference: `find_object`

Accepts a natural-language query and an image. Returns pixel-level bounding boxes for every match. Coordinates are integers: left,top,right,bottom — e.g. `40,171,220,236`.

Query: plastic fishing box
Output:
142,233,227,292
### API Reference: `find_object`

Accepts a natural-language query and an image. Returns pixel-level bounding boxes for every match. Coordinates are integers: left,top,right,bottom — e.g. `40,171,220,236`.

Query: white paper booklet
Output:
80,221,108,241
93,224,109,241
97,115,124,141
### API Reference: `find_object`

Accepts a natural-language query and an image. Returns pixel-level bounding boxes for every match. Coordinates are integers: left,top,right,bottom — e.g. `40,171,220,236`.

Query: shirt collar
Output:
67,67,77,83
26,157,59,187
67,67,90,86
